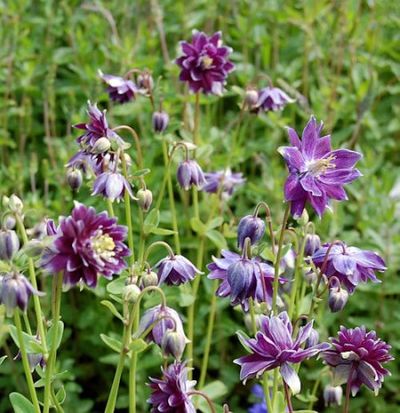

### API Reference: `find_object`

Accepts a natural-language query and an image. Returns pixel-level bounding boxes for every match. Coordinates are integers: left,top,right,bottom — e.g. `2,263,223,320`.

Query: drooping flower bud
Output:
244,88,258,109
161,330,187,360
66,169,83,191
305,328,319,348
24,240,45,258
8,195,23,214
323,385,343,407
152,111,169,134
2,215,16,230
304,233,321,256
137,189,153,212
141,270,159,288
123,283,141,303
176,160,206,191
237,215,266,250
91,137,111,154
137,71,154,93
0,229,20,261
328,277,349,312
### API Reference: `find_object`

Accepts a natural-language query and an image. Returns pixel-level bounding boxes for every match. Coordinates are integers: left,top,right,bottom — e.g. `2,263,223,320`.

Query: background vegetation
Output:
0,0,399,411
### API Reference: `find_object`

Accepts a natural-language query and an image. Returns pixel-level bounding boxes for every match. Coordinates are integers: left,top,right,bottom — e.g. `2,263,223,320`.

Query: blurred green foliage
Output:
0,0,399,412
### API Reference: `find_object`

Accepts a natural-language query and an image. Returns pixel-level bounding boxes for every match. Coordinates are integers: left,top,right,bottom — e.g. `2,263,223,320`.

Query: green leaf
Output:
9,392,35,413
207,217,224,229
197,381,227,412
34,370,70,388
206,229,227,250
190,217,207,235
46,321,64,351
143,209,160,235
272,390,286,413
100,300,124,321
8,325,44,354
100,334,122,353
129,338,148,353
55,385,66,404
106,277,127,295
150,227,177,235
131,168,151,177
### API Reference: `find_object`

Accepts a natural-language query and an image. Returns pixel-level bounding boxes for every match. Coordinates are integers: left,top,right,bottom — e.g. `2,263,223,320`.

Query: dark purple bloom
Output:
152,111,169,133
235,312,330,393
177,160,206,191
207,250,286,311
279,116,362,217
155,254,202,286
148,361,196,413
41,202,129,288
66,168,83,191
311,242,386,293
237,215,266,249
322,326,393,395
0,272,43,317
304,233,321,257
176,30,235,95
253,87,294,113
0,229,20,261
99,71,137,103
202,169,245,199
136,304,189,350
323,385,343,407
92,171,134,202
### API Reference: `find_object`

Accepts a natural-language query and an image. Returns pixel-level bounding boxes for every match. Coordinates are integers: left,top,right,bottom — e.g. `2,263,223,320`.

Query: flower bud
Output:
137,71,154,92
237,215,266,249
123,284,141,303
2,215,16,230
305,328,319,348
296,209,309,226
161,330,186,360
243,312,262,332
92,137,111,154
304,234,321,256
152,111,169,133
141,270,159,288
66,169,83,191
137,189,153,212
323,385,343,407
304,270,317,284
23,240,45,257
8,195,23,214
0,230,20,261
328,277,349,313
244,88,258,108
176,160,206,191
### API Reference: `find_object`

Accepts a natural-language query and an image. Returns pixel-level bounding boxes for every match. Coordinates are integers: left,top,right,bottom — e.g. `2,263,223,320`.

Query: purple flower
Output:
152,111,169,133
311,243,386,293
0,229,20,261
253,87,294,113
41,202,129,288
322,326,393,395
176,30,235,95
249,384,268,413
177,160,206,191
279,116,362,217
148,361,196,413
0,272,43,317
323,385,343,407
304,233,321,257
99,71,137,103
155,255,202,286
207,250,286,311
92,171,134,202
202,169,245,199
234,312,330,393
237,215,266,249
136,305,189,349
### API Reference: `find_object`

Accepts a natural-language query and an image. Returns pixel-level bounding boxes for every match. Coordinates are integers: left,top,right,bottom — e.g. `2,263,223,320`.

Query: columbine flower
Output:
235,312,330,393
177,160,206,191
304,233,321,257
202,169,245,199
176,30,235,95
279,116,362,217
155,255,202,286
0,229,20,261
311,242,386,293
207,250,286,311
92,171,134,202
253,87,294,113
148,361,196,413
99,71,137,103
237,215,266,250
322,326,393,395
152,111,169,133
323,385,343,407
41,202,129,288
0,272,43,317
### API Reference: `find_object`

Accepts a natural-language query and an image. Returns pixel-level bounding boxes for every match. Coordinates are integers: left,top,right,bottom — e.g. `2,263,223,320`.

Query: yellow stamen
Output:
91,231,115,260
307,155,336,176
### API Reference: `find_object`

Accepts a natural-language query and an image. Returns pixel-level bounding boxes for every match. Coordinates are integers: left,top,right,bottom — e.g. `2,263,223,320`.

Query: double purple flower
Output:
202,169,245,199
279,116,362,217
155,254,202,286
99,71,137,103
235,312,330,394
252,87,294,113
176,30,235,95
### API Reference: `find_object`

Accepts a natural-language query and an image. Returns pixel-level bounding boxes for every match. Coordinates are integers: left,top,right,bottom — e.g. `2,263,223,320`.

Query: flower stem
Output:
188,391,216,413
343,379,352,413
283,381,294,413
193,92,200,146
43,272,63,413
106,199,115,217
113,125,143,169
263,373,273,413
14,311,41,413
129,310,140,413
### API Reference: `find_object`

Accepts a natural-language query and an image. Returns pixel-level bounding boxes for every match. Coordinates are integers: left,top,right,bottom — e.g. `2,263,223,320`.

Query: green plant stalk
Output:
121,151,136,264
14,311,41,413
43,273,63,413
129,310,140,413
263,373,274,413
107,199,115,217
15,215,48,354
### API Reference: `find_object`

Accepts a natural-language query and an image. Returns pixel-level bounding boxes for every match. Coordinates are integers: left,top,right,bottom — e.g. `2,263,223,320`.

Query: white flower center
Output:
306,155,336,177
91,231,115,260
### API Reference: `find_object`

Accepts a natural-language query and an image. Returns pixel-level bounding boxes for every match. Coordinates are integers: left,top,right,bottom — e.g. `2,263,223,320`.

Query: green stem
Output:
107,199,115,217
43,273,63,413
263,373,274,413
249,298,257,334
193,92,200,146
121,152,135,264
129,310,140,413
14,311,41,413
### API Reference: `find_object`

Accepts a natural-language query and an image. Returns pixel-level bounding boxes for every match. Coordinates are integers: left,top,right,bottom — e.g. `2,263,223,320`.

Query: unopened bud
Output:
92,137,111,154
66,169,83,191
297,209,309,226
123,284,141,303
8,195,23,213
161,330,186,360
324,385,343,407
137,189,153,212
2,215,16,230
137,71,154,92
305,328,319,348
244,88,258,108
152,111,169,133
304,234,321,256
0,230,20,261
141,270,158,288
237,215,266,250
328,277,349,312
